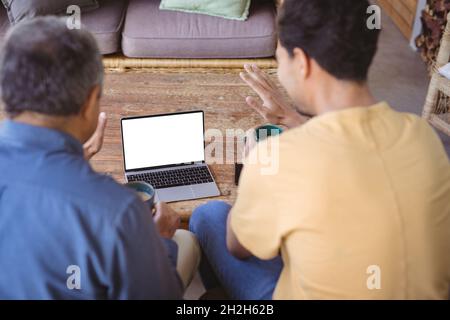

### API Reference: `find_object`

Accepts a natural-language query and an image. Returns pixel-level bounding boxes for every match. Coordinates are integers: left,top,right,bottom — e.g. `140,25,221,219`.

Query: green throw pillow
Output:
1,0,99,24
160,0,251,21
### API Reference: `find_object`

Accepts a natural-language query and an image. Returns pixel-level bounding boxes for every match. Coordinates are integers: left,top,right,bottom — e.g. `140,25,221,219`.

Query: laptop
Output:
121,111,221,203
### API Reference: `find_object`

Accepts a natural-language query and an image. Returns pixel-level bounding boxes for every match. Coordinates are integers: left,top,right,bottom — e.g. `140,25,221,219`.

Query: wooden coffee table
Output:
88,68,284,221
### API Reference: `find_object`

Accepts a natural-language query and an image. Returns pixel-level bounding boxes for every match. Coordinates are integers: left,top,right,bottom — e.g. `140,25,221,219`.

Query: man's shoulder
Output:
381,108,446,151
51,162,144,228
82,170,138,209
278,105,438,147
10,152,141,223
398,111,437,134
68,160,141,218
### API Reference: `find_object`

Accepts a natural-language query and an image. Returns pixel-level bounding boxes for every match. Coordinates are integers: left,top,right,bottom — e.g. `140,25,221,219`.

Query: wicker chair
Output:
422,13,450,136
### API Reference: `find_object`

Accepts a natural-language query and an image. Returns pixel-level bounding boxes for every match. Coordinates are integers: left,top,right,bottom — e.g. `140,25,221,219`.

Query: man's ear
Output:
292,47,311,79
79,85,101,119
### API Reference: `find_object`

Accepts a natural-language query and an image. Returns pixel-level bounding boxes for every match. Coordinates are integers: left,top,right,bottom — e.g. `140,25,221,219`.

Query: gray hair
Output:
0,16,104,116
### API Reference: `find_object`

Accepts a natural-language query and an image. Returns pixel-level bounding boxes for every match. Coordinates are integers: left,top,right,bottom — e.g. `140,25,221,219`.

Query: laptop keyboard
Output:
127,166,214,189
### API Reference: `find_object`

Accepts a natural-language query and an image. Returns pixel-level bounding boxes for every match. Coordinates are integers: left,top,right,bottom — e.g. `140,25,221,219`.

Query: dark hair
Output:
0,16,104,117
278,0,380,82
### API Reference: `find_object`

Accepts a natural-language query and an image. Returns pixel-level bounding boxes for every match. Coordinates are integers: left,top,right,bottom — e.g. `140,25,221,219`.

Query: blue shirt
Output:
0,120,183,299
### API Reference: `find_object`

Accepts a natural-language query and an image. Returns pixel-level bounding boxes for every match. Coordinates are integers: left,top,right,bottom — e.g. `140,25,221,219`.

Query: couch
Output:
0,0,278,62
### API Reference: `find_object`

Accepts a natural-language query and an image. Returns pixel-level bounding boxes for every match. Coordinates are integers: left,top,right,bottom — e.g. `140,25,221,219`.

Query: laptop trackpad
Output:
155,186,195,203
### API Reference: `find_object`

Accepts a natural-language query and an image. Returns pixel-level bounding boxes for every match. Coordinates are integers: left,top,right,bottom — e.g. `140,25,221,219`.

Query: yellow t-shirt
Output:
231,102,450,300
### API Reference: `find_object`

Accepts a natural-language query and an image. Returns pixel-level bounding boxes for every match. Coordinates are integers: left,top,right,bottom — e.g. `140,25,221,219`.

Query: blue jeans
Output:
189,201,283,300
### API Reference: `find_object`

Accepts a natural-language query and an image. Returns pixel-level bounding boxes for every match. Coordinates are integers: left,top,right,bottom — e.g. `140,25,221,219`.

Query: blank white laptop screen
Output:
122,112,205,170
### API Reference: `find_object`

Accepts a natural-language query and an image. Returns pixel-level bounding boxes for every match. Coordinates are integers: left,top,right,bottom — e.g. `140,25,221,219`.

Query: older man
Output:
0,17,199,299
